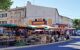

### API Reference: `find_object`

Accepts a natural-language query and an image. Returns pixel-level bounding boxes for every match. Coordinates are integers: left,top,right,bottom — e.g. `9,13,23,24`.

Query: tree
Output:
0,0,13,10
73,19,80,29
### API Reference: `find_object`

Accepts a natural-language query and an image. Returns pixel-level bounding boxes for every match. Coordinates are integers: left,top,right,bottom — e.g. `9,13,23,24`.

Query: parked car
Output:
75,30,80,36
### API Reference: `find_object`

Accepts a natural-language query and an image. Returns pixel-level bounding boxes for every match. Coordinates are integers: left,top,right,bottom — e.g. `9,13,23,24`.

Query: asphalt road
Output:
1,36,80,50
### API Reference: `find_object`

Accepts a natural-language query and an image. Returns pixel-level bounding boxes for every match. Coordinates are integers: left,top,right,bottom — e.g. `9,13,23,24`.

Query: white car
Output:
76,30,80,36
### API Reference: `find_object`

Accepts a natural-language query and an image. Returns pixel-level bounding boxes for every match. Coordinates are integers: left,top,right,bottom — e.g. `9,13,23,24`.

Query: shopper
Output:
14,29,22,46
66,30,70,40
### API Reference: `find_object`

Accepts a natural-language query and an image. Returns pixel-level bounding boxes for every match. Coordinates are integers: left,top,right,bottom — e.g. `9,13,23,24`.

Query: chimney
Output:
27,1,31,5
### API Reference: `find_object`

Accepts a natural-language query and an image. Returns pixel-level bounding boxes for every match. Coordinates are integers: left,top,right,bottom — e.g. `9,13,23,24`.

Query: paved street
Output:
0,36,80,50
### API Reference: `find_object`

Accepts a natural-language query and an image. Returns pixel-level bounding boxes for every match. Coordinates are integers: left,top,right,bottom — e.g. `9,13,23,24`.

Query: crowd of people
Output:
0,28,71,47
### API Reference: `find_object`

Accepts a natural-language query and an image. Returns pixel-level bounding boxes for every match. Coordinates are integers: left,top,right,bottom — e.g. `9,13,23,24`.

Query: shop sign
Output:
32,22,45,25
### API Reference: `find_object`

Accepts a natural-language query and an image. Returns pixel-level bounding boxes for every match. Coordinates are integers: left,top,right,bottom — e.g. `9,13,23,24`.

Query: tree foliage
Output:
0,0,13,10
73,19,80,29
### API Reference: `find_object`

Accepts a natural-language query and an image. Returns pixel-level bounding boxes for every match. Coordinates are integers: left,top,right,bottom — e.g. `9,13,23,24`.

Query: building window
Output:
15,11,21,18
0,21,2,24
0,13,7,18
2,21,7,24
0,21,7,24
43,19,46,21
0,14,2,17
35,19,37,21
3,13,7,17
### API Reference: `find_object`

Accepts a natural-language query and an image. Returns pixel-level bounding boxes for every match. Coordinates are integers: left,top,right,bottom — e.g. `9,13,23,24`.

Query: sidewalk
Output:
0,39,71,50
71,36,80,38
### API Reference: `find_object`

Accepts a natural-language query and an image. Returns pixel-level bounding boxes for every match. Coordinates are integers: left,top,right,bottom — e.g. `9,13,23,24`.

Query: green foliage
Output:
0,0,13,10
73,19,80,29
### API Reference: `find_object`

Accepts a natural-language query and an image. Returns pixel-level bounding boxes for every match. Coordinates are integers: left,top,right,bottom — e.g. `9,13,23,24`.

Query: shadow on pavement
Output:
2,38,80,50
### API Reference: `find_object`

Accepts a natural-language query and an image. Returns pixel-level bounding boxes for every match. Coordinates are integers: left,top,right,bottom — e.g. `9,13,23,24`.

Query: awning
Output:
34,29,43,31
27,25,57,30
27,25,46,29
0,24,17,27
65,27,75,30
26,25,36,30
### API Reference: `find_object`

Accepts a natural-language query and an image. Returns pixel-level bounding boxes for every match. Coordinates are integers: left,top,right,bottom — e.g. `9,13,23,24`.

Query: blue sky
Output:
11,0,80,19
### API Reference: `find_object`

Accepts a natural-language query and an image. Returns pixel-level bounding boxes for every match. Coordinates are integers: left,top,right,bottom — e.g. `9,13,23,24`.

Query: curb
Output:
0,39,72,50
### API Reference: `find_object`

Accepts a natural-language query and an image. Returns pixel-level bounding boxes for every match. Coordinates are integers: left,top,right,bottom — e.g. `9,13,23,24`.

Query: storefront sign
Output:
32,22,46,25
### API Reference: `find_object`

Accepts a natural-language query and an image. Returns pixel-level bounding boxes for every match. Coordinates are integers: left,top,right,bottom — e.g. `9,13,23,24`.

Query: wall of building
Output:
58,15,62,24
26,2,59,26
0,1,73,28
67,18,73,27
60,15,73,27
0,11,8,24
7,7,26,26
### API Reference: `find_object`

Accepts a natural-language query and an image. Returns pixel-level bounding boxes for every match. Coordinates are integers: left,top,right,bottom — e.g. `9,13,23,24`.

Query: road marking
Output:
59,41,80,49
71,36,80,38
70,42,80,45
60,45,80,49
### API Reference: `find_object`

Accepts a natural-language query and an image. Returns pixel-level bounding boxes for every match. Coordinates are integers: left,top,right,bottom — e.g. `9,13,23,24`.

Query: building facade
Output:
0,1,73,28
7,6,26,26
0,11,8,24
60,15,73,28
25,1,60,26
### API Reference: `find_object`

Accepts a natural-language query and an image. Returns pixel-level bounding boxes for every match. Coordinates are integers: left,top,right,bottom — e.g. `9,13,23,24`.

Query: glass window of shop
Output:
2,21,7,24
0,21,7,24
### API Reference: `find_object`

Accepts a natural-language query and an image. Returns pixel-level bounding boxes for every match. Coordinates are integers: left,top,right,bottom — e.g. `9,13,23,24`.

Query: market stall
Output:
0,24,18,46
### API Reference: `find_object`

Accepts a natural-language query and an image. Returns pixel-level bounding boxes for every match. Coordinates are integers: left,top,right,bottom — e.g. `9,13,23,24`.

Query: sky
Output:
11,0,80,19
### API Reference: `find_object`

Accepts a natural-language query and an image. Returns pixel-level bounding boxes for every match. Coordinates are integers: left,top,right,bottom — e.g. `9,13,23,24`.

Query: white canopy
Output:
34,29,43,31
28,25,58,29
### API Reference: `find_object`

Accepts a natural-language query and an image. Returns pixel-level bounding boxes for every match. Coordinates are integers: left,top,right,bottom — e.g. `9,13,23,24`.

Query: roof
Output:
8,6,26,11
60,15,72,20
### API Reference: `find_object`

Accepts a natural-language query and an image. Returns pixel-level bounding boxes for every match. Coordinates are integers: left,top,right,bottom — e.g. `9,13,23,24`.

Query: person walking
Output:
15,29,22,46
